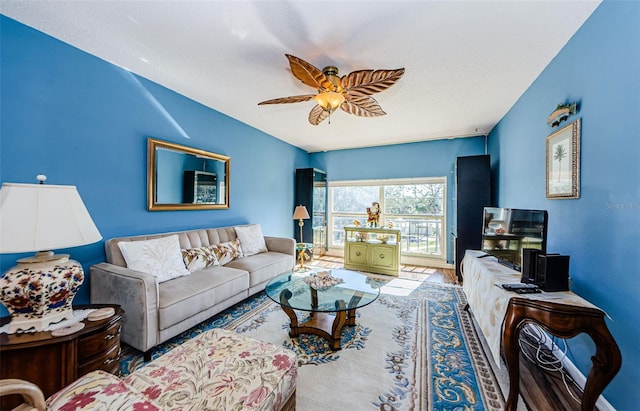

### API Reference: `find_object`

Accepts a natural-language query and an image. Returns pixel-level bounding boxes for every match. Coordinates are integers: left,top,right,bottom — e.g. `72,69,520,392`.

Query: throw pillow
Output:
211,239,243,265
235,224,268,257
118,235,191,283
181,245,220,273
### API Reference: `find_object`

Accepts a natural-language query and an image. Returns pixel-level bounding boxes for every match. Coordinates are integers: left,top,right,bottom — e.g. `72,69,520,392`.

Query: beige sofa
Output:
90,224,295,358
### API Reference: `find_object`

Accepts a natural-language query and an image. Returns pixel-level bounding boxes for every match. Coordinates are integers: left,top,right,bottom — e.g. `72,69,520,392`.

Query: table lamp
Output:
0,175,102,333
292,205,310,244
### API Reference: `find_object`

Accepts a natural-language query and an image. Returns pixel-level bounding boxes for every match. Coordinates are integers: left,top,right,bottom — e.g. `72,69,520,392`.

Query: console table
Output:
0,304,123,410
461,250,621,411
344,226,401,276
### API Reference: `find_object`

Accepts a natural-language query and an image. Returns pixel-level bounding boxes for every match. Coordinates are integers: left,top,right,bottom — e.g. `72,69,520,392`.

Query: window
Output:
328,178,446,261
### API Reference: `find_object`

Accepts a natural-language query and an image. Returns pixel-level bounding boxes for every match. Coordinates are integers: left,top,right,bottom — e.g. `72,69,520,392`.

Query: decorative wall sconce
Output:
547,102,577,127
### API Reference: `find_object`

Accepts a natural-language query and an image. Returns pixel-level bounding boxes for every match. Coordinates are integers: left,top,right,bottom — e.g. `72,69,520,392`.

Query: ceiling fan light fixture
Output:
313,91,345,112
258,54,404,125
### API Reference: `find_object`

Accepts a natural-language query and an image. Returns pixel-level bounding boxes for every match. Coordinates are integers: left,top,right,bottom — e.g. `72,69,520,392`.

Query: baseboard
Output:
536,326,615,411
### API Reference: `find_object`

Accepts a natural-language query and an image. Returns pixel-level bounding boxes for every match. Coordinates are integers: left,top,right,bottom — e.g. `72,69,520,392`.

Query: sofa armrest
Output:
90,263,159,353
264,236,296,256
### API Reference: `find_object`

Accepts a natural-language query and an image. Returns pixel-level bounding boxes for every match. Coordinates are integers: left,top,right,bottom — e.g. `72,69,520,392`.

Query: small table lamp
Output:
292,205,310,244
0,175,102,333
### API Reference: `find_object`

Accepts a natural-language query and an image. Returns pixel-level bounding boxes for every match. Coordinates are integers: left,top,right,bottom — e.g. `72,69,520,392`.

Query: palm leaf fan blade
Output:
258,95,316,105
286,54,326,89
341,96,386,117
342,68,405,95
308,105,329,125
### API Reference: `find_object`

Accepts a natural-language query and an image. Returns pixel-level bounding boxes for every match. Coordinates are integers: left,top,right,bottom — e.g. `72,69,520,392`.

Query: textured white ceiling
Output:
1,1,601,152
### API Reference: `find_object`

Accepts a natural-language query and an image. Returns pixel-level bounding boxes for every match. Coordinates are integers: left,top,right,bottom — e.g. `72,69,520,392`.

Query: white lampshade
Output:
0,182,102,253
0,180,102,333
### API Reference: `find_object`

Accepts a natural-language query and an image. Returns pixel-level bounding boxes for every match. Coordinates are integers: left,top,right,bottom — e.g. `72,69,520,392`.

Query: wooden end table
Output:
0,304,123,409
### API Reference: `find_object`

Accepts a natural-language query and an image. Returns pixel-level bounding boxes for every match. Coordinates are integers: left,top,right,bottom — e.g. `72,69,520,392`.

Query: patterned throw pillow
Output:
118,235,191,283
235,224,268,257
211,239,243,265
181,245,220,273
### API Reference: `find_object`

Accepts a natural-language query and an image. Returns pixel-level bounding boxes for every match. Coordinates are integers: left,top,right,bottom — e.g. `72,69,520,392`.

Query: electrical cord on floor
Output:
518,323,581,404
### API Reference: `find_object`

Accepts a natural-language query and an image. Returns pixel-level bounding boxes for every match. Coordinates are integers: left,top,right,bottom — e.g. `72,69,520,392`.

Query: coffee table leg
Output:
329,300,347,350
346,292,363,326
278,289,351,350
310,288,318,313
279,289,300,337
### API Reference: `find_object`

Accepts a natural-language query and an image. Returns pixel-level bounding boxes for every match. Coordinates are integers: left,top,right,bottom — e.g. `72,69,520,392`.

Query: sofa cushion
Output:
124,328,297,411
157,265,249,330
118,235,190,283
210,239,243,265
226,251,293,288
47,370,160,410
181,245,220,273
235,224,268,256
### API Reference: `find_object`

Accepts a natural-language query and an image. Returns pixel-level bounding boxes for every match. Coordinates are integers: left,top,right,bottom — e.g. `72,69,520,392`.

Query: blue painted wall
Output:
488,2,639,409
2,3,637,407
0,16,309,312
309,136,488,263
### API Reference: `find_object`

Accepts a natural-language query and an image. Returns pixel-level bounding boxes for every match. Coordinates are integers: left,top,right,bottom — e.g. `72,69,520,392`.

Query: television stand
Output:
503,298,621,411
461,250,621,411
497,257,520,271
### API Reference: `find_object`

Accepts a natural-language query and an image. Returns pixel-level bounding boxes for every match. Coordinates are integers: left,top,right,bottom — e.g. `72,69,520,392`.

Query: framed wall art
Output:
546,118,581,199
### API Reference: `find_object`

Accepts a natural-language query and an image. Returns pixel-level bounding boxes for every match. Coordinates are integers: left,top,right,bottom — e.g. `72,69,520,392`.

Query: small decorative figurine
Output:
387,221,394,229
366,202,380,227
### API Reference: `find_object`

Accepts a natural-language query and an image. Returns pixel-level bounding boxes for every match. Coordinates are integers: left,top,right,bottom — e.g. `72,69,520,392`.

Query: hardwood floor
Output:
312,254,459,284
312,255,588,411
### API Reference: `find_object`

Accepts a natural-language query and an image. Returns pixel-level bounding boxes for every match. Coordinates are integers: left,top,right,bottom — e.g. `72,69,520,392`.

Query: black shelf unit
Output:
455,155,492,282
183,170,217,204
294,168,327,254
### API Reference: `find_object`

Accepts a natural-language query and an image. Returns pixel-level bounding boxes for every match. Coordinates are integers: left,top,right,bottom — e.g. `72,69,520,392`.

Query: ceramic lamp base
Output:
0,252,84,333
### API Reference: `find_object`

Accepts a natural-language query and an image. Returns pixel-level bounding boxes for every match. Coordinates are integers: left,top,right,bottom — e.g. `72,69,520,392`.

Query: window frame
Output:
327,177,447,265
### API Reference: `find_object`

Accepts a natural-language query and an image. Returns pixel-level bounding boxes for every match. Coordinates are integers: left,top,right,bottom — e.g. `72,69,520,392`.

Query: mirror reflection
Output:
147,138,230,210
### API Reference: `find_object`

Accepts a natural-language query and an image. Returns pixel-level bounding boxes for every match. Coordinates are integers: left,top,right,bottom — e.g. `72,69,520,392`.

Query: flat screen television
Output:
481,207,548,271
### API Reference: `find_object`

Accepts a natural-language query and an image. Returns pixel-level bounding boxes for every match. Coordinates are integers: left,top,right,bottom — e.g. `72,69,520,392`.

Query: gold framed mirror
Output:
147,138,230,210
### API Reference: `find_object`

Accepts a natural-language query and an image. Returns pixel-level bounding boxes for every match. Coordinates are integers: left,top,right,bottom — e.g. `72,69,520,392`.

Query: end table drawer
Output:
78,343,121,376
78,321,121,361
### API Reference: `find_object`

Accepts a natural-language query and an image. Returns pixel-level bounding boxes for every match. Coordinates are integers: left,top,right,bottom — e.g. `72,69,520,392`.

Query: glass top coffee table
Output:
265,268,380,350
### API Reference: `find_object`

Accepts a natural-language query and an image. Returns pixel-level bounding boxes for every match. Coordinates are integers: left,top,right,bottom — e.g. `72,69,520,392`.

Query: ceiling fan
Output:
258,54,405,125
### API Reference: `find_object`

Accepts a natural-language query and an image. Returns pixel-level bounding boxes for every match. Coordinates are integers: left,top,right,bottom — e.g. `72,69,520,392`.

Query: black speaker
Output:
521,248,543,284
536,254,570,291
455,155,491,282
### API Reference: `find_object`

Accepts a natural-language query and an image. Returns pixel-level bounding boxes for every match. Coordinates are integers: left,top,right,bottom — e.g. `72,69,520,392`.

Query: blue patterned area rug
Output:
120,279,505,410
